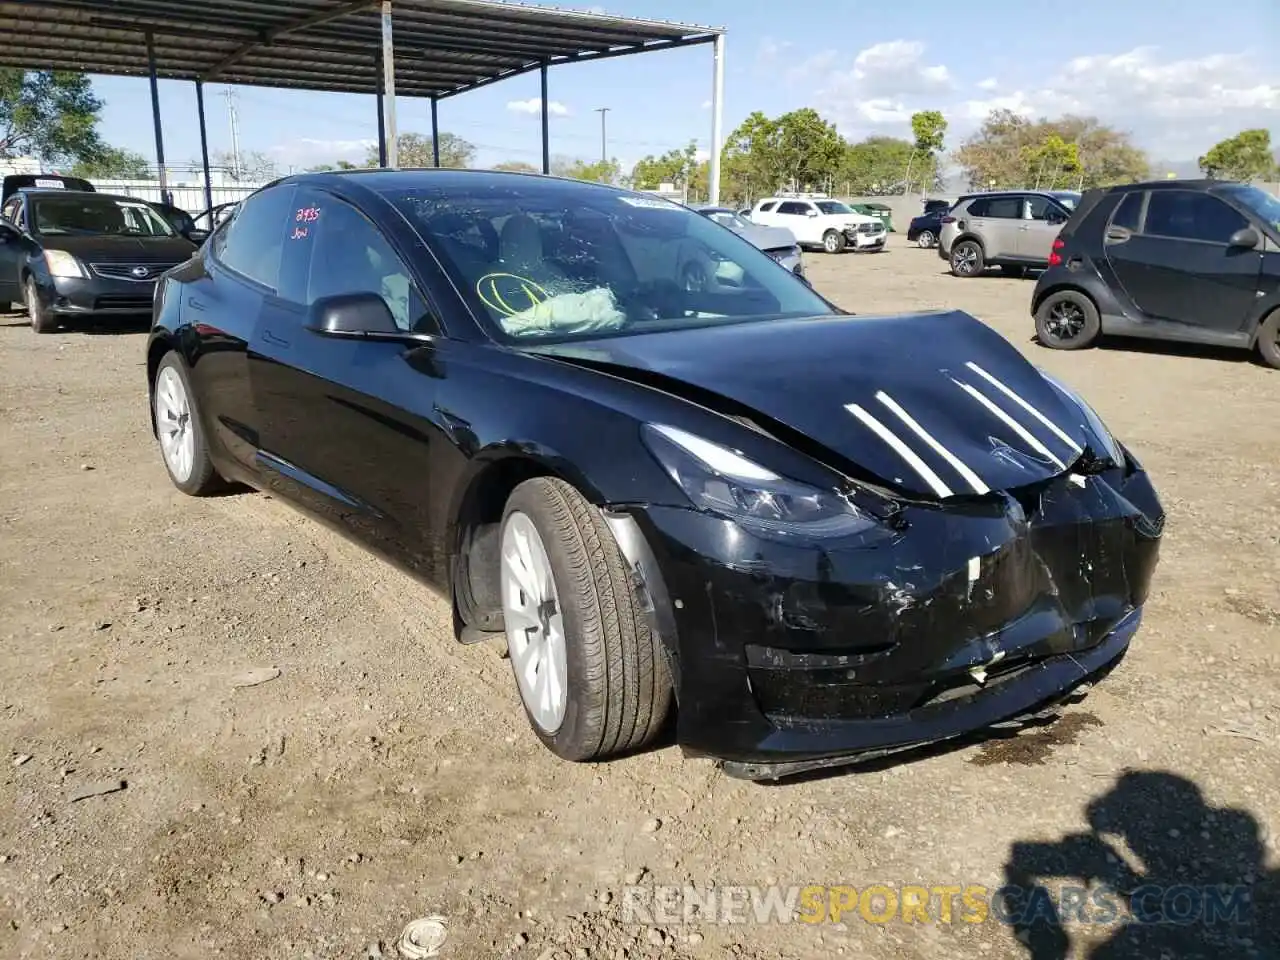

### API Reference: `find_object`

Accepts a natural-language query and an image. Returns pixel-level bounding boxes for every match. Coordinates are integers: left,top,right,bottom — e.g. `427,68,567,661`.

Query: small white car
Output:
750,197,886,254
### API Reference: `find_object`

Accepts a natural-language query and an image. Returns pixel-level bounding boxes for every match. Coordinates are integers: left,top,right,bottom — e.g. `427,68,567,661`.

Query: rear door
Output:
186,183,296,470
1019,195,1071,262
1105,189,1261,334
248,186,450,581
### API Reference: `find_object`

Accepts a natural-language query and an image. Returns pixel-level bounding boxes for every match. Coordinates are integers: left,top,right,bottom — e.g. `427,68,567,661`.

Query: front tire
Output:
500,477,671,762
1035,290,1101,350
26,278,56,333
822,230,846,254
153,351,224,495
916,230,935,248
1256,309,1280,369
950,240,984,277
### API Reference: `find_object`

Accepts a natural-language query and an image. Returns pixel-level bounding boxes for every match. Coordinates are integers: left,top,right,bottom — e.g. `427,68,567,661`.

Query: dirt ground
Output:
1,244,1277,960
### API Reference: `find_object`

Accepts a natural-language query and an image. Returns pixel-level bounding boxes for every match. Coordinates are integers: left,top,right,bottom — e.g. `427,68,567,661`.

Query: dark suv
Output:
938,190,1080,276
1031,179,1280,368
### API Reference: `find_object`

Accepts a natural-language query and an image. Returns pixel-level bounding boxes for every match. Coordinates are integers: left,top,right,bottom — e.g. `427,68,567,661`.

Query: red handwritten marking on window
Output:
290,226,309,240
295,206,321,223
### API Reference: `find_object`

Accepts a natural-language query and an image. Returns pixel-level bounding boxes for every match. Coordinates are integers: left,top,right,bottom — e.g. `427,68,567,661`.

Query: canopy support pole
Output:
540,62,550,175
381,0,398,168
146,32,171,206
708,34,725,206
194,79,212,212
431,97,440,167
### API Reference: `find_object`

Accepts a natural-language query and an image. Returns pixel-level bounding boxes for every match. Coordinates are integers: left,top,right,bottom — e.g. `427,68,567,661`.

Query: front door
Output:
1106,189,1261,334
0,198,28,304
248,186,451,584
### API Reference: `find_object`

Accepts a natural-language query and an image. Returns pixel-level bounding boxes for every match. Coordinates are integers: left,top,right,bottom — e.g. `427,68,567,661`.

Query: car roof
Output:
957,189,1068,201
275,166,630,198
1102,178,1223,193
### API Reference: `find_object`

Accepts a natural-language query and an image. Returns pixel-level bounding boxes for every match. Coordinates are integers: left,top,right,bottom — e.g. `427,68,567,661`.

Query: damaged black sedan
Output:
146,169,1163,780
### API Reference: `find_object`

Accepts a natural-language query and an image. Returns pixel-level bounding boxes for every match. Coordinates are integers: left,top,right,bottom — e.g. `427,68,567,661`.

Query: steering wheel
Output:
475,272,550,318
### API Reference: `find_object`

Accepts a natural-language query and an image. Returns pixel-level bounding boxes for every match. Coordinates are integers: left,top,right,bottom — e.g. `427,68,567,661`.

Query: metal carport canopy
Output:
0,0,727,202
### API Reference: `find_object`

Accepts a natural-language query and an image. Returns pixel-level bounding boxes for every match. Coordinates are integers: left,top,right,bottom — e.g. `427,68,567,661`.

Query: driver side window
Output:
1027,196,1066,222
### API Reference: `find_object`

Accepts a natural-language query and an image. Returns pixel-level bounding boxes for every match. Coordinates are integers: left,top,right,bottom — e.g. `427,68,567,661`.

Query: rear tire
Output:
1256,309,1280,369
950,240,984,277
500,478,672,762
916,230,935,248
1035,290,1101,350
822,230,846,254
153,351,224,495
26,278,56,333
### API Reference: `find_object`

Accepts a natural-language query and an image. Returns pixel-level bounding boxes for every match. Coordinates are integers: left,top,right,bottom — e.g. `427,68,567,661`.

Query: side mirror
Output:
185,228,209,244
1227,226,1259,249
806,209,819,217
305,292,401,339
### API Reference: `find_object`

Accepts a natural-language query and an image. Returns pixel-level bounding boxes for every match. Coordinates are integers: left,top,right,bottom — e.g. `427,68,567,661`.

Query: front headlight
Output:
641,423,885,541
43,250,86,279
1039,370,1124,466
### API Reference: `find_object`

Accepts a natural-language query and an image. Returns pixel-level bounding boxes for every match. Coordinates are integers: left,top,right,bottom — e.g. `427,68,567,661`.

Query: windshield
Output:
387,181,832,344
815,201,854,215
32,196,176,238
701,209,749,231
1217,183,1280,232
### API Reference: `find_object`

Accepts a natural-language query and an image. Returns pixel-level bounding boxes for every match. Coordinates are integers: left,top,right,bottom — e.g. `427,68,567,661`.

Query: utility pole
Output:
594,107,610,164
223,88,242,179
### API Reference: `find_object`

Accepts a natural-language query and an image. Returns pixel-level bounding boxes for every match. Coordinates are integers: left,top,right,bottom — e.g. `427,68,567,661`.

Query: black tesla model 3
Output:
146,169,1164,780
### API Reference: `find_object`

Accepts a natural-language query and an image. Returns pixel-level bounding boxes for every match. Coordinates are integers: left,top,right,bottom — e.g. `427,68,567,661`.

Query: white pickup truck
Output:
749,197,886,254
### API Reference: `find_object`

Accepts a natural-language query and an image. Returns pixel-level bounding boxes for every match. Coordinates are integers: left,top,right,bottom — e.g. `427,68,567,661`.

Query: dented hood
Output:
529,311,1099,499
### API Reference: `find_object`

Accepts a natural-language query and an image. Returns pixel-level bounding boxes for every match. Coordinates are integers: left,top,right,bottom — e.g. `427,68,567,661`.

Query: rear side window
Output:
214,185,296,289
1144,191,1248,245
758,201,776,212
777,202,809,215
1110,192,1144,231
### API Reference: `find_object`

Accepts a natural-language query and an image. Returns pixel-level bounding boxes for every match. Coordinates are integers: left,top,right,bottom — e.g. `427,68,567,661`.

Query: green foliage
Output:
0,69,105,165
631,141,699,190
838,136,914,194
492,160,539,173
364,132,476,169
956,110,1149,189
70,145,150,179
553,157,621,184
910,110,947,154
1198,129,1277,182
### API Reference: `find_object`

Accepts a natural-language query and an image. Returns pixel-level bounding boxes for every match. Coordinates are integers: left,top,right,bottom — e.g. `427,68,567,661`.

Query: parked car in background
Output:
923,197,955,215
148,201,211,245
146,168,1161,780
846,201,895,232
750,197,886,254
0,188,198,332
907,204,952,248
939,190,1079,277
1031,179,1280,368
1,173,95,205
693,205,804,279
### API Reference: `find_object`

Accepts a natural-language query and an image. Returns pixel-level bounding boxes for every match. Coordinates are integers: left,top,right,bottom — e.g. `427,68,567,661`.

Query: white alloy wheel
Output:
155,365,195,484
917,230,935,248
501,510,569,733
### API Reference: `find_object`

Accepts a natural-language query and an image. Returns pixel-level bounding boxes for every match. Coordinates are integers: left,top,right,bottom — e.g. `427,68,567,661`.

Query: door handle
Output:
187,296,206,311
1105,227,1131,243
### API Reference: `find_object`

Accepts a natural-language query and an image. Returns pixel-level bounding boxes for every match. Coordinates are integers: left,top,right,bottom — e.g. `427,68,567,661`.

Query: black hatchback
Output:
1030,179,1280,368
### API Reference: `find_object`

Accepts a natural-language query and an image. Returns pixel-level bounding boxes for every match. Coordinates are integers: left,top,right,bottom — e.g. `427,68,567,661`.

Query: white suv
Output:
750,197,886,254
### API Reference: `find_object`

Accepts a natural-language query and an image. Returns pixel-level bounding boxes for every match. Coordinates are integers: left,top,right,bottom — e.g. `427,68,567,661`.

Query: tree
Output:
70,145,150,179
721,111,783,203
908,110,947,194
211,148,279,182
955,110,1148,190
492,160,539,173
0,69,105,165
839,136,914,195
554,157,620,184
307,160,360,172
364,132,475,169
773,108,844,194
1022,133,1082,189
1199,129,1277,182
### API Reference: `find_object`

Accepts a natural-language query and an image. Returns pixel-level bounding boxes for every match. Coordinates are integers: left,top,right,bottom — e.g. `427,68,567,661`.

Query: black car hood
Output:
36,234,196,262
527,311,1098,499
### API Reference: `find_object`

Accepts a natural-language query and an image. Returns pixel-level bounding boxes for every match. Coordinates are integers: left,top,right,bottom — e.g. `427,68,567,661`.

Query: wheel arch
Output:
145,333,178,437
1032,281,1099,316
952,232,985,253
1245,300,1280,348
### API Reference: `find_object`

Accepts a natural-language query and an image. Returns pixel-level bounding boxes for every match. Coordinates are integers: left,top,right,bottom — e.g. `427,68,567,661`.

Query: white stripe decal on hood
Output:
874,391,990,495
964,362,1082,455
845,403,954,498
953,379,1067,470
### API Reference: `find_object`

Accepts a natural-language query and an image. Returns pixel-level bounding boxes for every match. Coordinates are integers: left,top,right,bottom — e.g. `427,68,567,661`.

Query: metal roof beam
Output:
204,0,377,80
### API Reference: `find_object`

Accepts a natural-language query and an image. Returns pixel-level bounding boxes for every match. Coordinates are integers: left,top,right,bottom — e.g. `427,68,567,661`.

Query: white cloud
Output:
976,77,999,91
787,41,953,134
960,47,1280,156
266,137,374,169
694,148,710,163
701,99,712,110
507,97,569,116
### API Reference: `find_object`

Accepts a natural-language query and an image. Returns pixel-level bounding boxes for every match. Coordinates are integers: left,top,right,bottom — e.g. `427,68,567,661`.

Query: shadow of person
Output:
1001,770,1278,959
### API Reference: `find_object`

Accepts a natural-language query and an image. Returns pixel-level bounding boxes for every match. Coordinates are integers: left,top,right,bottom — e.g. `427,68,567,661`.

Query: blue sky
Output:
88,0,1280,176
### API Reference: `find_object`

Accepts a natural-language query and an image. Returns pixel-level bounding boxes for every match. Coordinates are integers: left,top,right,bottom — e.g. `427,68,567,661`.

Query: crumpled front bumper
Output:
607,457,1163,780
